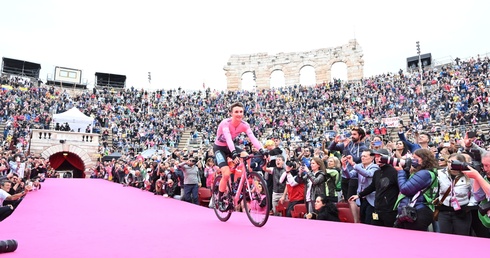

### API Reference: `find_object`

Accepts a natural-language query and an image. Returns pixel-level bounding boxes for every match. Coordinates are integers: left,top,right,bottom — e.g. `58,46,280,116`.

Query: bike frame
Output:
230,156,253,208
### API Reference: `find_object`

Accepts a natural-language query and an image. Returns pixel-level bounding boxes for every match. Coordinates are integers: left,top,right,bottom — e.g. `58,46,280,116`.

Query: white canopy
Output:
53,107,94,133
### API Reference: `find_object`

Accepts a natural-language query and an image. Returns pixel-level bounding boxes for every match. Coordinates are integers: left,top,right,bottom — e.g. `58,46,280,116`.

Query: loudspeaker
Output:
406,53,432,70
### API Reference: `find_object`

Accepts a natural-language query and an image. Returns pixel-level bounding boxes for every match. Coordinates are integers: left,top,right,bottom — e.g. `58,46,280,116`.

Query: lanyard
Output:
450,175,462,198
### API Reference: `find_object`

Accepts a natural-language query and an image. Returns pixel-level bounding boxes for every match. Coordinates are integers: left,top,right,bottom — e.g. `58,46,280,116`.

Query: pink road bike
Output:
212,153,270,227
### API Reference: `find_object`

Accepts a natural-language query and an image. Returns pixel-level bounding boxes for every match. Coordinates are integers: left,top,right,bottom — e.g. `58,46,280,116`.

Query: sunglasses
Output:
438,158,446,162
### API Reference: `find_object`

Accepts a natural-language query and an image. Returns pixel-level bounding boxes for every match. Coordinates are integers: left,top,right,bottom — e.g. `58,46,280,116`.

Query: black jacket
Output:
358,164,399,213
312,202,340,222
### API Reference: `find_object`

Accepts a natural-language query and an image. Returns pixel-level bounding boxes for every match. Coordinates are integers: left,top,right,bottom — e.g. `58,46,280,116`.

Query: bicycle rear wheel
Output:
212,175,232,222
242,171,270,227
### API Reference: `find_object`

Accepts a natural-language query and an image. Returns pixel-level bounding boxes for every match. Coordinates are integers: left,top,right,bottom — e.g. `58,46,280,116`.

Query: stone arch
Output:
330,60,349,82
240,71,256,91
298,65,317,86
269,69,286,88
224,39,364,90
40,144,94,171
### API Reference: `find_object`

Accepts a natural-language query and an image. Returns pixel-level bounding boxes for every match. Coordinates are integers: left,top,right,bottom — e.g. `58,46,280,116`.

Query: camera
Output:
450,160,472,171
479,201,490,215
342,149,351,157
379,156,412,171
396,206,417,223
286,159,297,169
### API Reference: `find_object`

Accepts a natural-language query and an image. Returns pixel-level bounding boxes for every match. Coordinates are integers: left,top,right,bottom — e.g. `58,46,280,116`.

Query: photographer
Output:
350,149,399,227
279,161,305,217
299,157,327,213
394,149,439,231
31,158,47,181
0,180,27,221
436,153,473,236
464,152,490,237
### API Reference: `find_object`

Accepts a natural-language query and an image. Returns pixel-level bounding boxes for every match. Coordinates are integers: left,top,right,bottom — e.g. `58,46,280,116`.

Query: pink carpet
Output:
0,179,486,257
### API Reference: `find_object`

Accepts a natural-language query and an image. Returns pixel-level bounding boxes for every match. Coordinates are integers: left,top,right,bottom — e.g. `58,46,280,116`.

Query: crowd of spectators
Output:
1,54,490,236
0,151,46,221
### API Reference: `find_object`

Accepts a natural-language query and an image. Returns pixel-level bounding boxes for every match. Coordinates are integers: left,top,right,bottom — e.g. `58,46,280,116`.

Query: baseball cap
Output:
372,149,390,156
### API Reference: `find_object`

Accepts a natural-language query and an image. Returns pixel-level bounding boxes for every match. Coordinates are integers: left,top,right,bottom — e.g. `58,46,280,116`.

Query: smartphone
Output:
342,149,351,156
325,130,336,139
467,131,477,138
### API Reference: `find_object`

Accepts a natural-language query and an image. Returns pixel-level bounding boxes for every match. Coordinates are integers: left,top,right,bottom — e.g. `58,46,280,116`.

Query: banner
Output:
382,117,400,128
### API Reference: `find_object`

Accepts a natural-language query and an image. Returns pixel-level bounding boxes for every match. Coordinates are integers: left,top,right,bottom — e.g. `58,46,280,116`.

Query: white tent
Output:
53,107,94,133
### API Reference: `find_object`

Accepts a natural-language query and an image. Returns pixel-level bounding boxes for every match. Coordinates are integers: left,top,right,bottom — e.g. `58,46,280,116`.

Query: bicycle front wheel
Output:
212,175,232,222
242,172,270,227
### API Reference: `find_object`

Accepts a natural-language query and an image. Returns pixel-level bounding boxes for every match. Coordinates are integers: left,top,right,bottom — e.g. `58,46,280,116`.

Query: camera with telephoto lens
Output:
378,155,412,172
450,160,472,171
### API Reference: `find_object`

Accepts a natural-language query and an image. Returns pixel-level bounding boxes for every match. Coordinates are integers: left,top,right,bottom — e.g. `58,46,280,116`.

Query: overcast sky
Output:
1,0,488,91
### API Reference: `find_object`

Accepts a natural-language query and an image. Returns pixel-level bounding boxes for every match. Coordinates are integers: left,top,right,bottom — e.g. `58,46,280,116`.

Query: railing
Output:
33,129,100,144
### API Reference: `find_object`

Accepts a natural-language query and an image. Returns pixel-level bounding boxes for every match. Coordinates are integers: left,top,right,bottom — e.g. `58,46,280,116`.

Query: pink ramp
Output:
0,179,487,258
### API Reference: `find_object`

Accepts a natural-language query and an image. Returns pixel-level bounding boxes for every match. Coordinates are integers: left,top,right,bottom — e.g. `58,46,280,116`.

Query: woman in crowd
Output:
370,136,384,151
436,153,473,235
204,158,219,189
394,148,439,231
153,179,165,195
324,156,341,203
437,155,448,169
301,157,327,213
305,194,340,221
393,140,411,160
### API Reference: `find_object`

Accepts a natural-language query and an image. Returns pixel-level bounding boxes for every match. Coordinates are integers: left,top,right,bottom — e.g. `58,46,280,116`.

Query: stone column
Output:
316,65,330,85
224,70,240,91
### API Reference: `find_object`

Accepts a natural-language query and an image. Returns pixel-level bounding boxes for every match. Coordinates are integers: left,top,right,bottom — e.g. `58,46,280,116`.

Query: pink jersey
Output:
214,118,262,151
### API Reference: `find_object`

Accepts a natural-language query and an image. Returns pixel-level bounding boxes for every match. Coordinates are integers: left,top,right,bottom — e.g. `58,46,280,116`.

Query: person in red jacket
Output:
279,161,305,217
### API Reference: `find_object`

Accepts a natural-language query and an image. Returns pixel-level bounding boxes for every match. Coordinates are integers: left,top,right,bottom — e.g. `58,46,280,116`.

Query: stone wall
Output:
223,39,364,91
30,130,100,176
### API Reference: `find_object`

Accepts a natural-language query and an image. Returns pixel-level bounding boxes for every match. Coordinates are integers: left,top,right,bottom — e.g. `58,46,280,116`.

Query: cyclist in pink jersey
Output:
214,102,266,210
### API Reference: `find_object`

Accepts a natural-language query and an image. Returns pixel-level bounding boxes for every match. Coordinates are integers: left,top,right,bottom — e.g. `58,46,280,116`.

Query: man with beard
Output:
329,127,368,203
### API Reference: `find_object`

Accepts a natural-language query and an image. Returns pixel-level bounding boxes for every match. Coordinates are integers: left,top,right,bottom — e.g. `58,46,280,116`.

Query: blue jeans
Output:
438,210,472,236
184,184,199,204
